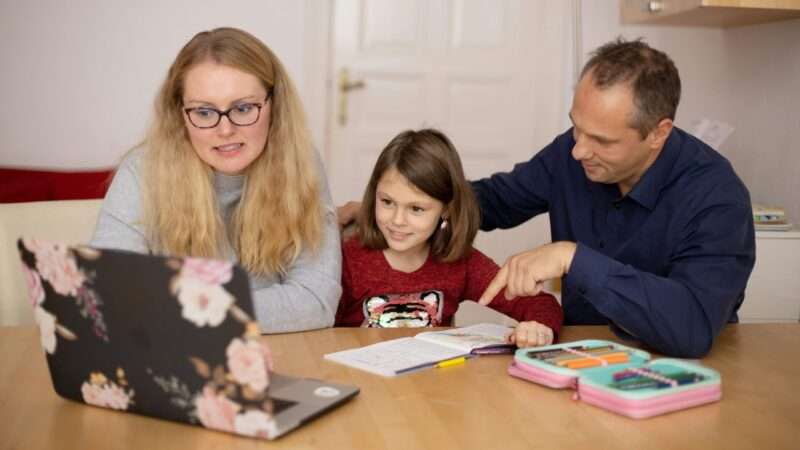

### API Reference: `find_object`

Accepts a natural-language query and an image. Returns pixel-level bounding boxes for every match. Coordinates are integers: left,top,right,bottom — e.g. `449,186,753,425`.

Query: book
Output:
755,222,794,231
507,339,721,419
752,203,786,224
323,323,514,377
752,204,793,231
452,300,519,327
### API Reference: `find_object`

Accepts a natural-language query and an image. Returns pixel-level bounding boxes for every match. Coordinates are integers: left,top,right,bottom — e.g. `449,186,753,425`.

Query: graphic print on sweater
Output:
362,291,444,328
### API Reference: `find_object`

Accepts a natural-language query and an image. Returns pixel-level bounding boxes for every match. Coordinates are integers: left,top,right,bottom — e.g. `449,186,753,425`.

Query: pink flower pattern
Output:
27,240,86,297
23,264,45,307
75,286,109,341
81,379,134,410
173,258,236,327
226,338,270,392
234,410,278,439
34,306,57,354
176,279,234,327
21,239,109,342
195,386,241,432
180,258,233,285
20,240,281,439
261,339,275,373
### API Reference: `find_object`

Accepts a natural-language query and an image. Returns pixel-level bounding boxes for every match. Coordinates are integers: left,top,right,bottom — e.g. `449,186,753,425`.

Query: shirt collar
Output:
626,128,683,210
214,171,245,192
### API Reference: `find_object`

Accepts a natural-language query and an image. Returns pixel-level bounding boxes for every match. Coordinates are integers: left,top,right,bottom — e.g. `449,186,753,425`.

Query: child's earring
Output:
440,219,448,230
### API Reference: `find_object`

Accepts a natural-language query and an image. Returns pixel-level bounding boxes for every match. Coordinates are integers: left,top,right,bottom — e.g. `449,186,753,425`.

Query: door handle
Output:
338,68,366,126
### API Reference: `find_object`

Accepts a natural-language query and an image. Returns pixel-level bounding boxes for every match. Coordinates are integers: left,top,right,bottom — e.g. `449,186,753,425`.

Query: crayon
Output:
526,345,615,361
610,371,705,391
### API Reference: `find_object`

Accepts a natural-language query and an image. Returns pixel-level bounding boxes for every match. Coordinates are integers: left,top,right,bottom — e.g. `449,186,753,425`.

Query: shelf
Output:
621,0,800,27
755,228,800,239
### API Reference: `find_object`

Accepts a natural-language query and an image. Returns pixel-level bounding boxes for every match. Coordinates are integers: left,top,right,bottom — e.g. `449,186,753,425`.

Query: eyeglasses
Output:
183,91,272,129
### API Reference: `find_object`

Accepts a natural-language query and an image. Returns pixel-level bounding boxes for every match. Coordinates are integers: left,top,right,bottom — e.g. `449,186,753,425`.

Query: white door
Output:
326,0,577,264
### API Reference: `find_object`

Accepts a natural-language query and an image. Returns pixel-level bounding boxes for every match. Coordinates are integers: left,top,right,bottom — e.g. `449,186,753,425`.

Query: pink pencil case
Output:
508,339,721,419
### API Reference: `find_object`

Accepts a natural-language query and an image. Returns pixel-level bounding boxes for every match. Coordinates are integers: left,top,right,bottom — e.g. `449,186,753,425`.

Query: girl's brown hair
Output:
357,129,480,262
140,27,322,275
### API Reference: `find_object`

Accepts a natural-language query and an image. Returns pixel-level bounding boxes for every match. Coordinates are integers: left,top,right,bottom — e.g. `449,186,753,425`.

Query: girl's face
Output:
182,61,271,175
375,168,445,259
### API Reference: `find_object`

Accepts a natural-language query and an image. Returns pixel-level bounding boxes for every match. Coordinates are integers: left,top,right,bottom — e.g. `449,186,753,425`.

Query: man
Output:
473,38,755,358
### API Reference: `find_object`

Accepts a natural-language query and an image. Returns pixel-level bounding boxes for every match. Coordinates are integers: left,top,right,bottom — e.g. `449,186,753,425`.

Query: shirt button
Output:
613,202,621,209
578,287,587,295
599,241,605,249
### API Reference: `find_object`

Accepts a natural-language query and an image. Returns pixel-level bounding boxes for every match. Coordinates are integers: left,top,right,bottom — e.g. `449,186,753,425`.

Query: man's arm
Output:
566,201,755,358
479,203,755,358
471,133,570,230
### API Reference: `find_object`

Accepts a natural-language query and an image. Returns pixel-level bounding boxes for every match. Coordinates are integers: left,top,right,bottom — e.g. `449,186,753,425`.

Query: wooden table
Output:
1,324,799,449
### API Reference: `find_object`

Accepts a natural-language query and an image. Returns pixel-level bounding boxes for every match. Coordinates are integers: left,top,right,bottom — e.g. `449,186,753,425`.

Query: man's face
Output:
569,72,662,196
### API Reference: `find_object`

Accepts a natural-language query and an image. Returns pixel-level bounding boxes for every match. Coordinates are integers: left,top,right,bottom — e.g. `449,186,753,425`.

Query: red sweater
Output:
335,238,563,337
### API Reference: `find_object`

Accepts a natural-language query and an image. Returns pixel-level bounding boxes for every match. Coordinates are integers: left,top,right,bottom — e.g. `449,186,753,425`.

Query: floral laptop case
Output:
17,238,358,440
508,339,721,419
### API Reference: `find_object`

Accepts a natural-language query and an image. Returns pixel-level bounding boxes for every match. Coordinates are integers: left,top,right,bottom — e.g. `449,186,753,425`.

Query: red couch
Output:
0,168,113,203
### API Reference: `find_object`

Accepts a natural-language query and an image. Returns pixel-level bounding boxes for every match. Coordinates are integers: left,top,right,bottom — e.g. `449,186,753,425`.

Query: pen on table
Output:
436,356,468,369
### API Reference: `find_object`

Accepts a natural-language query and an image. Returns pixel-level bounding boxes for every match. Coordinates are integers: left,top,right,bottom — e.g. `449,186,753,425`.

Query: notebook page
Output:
323,337,466,377
415,323,513,352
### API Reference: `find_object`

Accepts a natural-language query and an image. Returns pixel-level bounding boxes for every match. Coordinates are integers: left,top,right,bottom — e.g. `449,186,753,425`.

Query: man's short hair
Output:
581,37,681,138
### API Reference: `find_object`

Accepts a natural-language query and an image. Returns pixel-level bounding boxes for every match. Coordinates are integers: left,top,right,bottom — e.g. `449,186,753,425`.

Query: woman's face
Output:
182,61,271,175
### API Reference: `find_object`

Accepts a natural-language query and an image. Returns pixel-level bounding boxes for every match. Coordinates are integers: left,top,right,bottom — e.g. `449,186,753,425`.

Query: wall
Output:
722,19,800,225
580,2,800,224
0,0,320,169
2,0,797,223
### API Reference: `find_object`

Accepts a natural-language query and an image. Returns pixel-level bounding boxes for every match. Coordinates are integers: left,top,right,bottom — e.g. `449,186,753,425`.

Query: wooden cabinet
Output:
621,0,800,27
739,229,800,323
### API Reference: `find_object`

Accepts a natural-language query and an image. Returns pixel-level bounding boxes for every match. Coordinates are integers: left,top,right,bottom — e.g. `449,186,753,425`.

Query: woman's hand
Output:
507,321,554,348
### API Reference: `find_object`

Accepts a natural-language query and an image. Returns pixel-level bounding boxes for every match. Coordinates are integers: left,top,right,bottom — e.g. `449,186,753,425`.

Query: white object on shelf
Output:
690,118,734,151
754,223,794,232
739,228,800,323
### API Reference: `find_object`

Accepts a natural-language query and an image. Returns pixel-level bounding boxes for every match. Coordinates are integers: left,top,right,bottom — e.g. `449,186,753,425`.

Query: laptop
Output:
17,238,359,440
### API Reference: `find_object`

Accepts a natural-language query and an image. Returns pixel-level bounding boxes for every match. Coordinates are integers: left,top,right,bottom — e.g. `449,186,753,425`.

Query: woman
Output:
91,27,340,332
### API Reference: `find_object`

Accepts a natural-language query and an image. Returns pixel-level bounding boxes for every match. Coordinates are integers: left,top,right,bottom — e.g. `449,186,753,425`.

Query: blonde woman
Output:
91,27,341,332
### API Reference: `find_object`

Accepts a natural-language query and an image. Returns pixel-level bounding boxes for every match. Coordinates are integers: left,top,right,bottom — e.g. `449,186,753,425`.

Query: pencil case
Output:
507,339,721,419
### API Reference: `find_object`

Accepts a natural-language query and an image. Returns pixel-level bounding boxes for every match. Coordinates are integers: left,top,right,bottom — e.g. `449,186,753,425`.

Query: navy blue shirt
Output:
472,127,755,358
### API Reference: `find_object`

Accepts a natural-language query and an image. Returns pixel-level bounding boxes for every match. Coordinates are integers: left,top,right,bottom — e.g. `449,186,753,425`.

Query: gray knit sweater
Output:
90,149,342,333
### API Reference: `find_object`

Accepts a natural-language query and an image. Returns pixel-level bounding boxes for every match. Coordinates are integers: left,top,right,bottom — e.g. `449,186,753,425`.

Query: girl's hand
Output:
507,321,554,348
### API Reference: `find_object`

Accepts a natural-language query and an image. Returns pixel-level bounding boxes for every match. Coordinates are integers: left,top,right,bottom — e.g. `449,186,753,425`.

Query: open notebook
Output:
17,238,358,440
324,323,515,376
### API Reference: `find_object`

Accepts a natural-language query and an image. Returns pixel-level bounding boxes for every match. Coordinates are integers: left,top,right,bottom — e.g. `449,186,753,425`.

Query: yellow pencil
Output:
436,357,467,369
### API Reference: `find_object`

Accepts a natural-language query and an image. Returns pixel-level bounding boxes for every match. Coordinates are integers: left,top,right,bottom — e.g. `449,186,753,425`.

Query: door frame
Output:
302,0,335,166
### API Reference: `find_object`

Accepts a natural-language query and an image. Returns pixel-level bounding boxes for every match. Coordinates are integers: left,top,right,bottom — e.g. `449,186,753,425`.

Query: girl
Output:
335,129,562,347
91,28,341,333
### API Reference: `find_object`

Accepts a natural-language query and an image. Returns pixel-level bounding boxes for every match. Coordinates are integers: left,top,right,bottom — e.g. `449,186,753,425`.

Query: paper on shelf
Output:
690,118,734,151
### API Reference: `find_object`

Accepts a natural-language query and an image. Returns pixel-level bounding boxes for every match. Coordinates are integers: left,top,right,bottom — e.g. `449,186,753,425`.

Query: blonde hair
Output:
358,129,480,263
141,27,322,275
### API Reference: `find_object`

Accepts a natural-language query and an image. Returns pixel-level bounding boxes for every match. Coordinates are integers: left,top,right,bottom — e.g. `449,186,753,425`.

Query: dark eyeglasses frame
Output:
183,89,273,129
